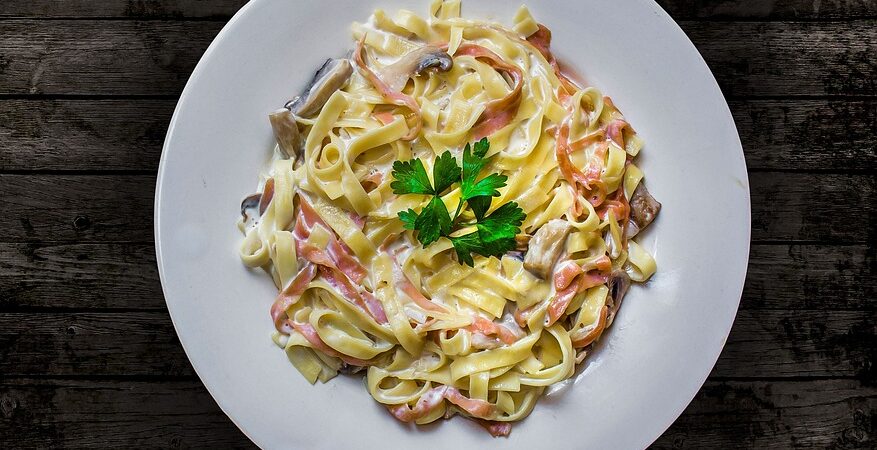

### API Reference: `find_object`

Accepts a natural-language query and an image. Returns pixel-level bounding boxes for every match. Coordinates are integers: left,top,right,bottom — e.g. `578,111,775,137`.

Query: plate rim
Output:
154,0,751,447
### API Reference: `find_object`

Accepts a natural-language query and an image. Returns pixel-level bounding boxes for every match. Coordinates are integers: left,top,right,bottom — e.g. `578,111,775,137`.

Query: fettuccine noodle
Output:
238,1,660,436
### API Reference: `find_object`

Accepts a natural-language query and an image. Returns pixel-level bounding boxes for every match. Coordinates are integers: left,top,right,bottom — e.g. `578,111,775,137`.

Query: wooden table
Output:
0,1,874,448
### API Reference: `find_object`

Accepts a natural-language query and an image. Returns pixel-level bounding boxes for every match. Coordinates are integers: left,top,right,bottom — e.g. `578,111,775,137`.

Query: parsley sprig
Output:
391,138,526,266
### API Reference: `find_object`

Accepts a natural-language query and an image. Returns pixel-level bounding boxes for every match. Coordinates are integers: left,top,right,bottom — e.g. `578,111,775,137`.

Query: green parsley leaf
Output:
391,159,433,195
449,202,525,265
398,209,418,230
391,138,526,266
472,137,490,158
449,233,481,267
475,202,525,257
460,137,505,201
465,173,507,199
413,196,452,247
461,142,488,196
432,150,461,194
476,202,526,241
467,195,492,221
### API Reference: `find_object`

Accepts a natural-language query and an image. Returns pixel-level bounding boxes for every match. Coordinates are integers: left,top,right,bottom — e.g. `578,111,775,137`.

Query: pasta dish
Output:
238,0,660,436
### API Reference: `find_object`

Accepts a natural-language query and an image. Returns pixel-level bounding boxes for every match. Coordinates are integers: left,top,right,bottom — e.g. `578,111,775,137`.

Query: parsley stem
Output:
452,197,465,222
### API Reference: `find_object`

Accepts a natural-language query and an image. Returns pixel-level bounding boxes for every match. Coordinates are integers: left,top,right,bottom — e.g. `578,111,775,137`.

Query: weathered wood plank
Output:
2,243,872,311
0,0,248,19
0,310,870,378
1,100,873,172
2,172,872,243
742,244,875,310
654,379,875,449
0,21,873,97
658,0,877,20
0,312,192,377
0,378,871,448
0,379,254,449
0,100,172,172
1,0,874,21
0,21,224,96
748,172,874,243
714,310,875,379
0,243,162,309
731,100,877,171
0,175,155,242
680,20,877,97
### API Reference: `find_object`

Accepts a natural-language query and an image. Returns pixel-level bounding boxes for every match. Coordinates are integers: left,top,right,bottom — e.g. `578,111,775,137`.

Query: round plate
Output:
155,0,750,448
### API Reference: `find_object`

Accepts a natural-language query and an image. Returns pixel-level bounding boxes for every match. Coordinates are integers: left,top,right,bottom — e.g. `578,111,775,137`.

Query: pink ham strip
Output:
270,264,318,334
606,119,629,148
292,196,387,324
476,419,512,437
596,184,631,227
390,256,448,314
547,257,613,325
571,305,609,348
569,130,606,152
584,254,612,273
553,260,583,291
387,386,448,422
289,321,372,366
526,24,578,101
467,316,519,345
354,36,422,141
326,239,368,284
387,385,496,423
454,44,524,139
373,110,396,125
297,197,368,284
319,265,389,324
547,281,578,326
513,306,531,329
444,387,495,418
555,124,608,217
348,211,367,230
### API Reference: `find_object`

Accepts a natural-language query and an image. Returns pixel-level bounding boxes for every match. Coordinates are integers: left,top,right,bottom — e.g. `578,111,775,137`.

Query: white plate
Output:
155,0,750,448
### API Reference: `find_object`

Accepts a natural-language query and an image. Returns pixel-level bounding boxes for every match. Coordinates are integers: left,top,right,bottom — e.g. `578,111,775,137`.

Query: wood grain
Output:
1,1,875,21
2,100,873,172
0,100,172,172
742,244,875,310
0,20,224,96
0,175,155,242
0,0,248,19
680,20,877,97
653,379,875,449
0,243,161,309
748,172,874,243
0,312,191,377
2,172,872,243
0,378,871,448
657,0,877,20
0,2,873,447
0,379,254,449
0,309,871,378
2,243,872,311
730,100,877,171
0,21,874,97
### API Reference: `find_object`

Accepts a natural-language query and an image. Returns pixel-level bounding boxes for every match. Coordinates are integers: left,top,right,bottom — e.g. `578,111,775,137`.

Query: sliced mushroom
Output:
268,109,301,160
240,178,274,229
285,58,353,117
605,270,631,327
378,46,453,92
626,182,661,237
523,219,573,279
240,193,261,228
